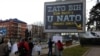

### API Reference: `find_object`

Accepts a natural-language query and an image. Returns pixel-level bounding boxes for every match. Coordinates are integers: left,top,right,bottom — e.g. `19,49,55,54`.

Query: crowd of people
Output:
0,37,42,56
0,36,64,56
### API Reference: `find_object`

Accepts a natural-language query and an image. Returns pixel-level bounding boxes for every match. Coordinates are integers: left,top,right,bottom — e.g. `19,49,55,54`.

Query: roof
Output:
0,18,27,24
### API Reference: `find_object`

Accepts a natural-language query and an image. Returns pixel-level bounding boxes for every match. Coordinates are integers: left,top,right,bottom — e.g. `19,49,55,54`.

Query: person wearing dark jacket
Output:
48,38,53,56
28,38,34,56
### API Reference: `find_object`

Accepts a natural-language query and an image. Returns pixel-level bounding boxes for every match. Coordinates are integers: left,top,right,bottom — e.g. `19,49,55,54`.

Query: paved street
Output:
83,46,100,56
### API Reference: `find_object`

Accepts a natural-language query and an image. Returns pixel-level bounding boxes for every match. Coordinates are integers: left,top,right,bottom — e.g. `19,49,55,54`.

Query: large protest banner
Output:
44,1,86,32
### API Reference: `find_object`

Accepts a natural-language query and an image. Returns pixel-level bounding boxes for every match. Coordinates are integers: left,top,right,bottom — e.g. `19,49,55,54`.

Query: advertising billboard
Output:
44,1,86,32
0,27,7,36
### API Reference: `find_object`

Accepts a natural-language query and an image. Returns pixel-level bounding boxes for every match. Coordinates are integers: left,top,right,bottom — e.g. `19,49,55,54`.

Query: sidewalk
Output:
83,46,100,56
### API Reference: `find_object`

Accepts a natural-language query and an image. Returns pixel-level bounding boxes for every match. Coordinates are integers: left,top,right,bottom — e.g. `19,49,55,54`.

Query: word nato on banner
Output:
47,4,82,23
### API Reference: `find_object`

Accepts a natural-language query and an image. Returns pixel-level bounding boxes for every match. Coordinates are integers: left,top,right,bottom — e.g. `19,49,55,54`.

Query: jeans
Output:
48,48,52,56
57,50,63,56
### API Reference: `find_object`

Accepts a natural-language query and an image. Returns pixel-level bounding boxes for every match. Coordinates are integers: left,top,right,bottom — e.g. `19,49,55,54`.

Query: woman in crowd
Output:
57,40,64,56
10,39,18,56
32,42,42,56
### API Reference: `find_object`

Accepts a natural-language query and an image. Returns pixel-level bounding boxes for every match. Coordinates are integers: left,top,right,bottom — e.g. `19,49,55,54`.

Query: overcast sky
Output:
0,0,97,24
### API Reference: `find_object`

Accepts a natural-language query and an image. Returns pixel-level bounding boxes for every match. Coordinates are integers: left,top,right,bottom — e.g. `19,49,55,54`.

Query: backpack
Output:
28,42,34,50
57,42,64,51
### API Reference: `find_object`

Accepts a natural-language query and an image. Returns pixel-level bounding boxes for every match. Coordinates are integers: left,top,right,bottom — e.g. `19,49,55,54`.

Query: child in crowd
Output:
32,42,42,56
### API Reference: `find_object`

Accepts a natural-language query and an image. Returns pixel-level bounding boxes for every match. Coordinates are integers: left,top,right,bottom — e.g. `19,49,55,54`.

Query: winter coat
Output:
0,43,8,56
11,43,18,53
57,42,63,51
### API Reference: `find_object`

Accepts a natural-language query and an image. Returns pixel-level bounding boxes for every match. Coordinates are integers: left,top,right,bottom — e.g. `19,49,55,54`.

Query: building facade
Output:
30,25,47,41
0,19,27,39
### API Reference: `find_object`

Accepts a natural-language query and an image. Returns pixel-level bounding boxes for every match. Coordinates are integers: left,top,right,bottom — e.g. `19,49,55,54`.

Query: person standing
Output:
18,38,30,56
35,42,42,56
52,34,63,56
32,44,36,56
48,38,53,56
0,38,9,56
28,38,34,56
10,39,18,56
57,40,64,56
7,39,12,55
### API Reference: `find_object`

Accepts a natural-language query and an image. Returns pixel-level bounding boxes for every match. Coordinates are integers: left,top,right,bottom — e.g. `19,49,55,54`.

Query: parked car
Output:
79,31,100,46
